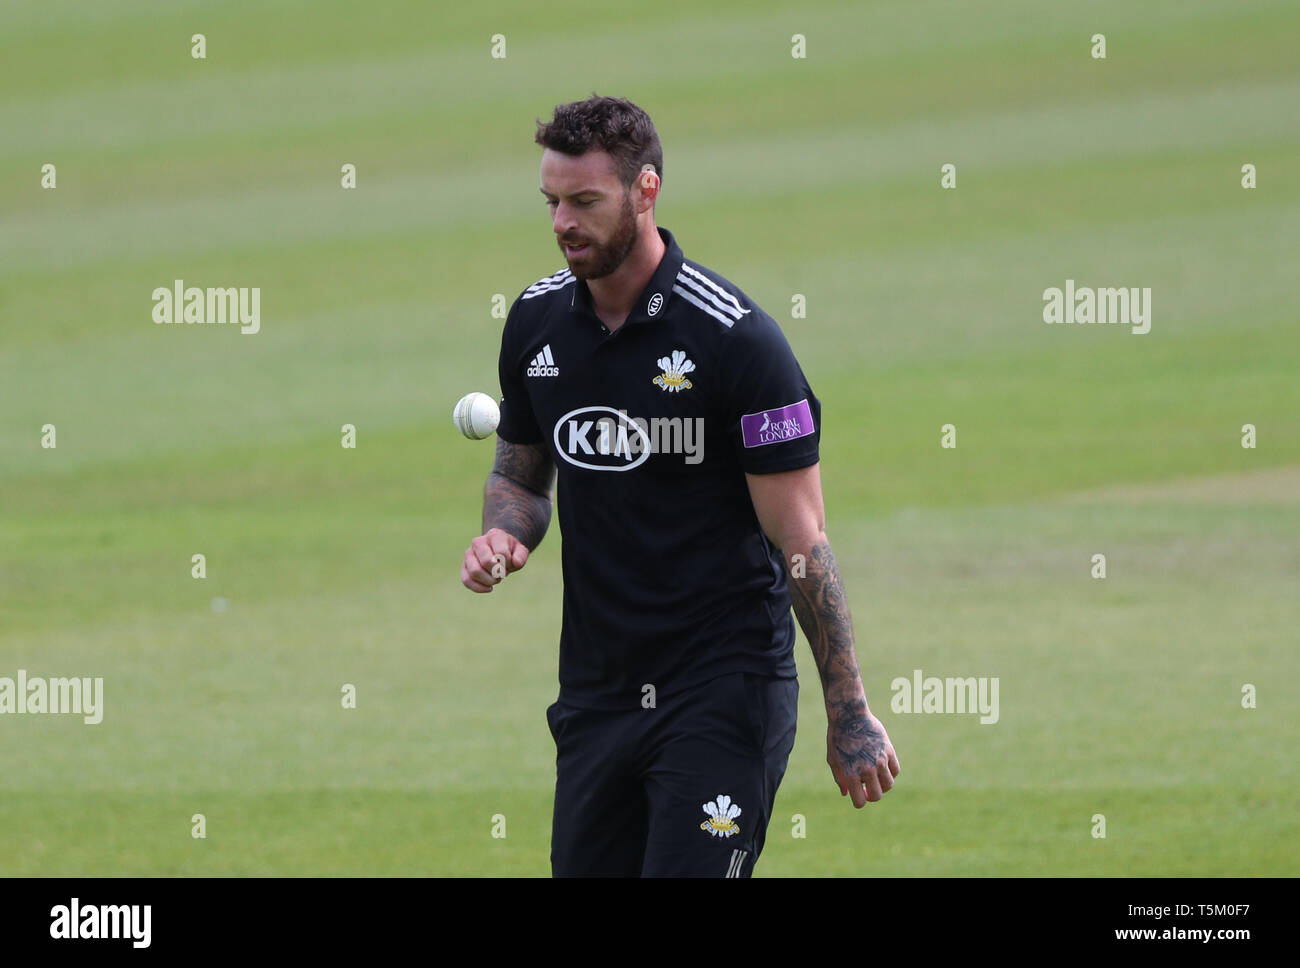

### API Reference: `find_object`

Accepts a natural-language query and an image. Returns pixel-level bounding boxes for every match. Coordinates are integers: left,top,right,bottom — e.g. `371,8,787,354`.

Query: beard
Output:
560,192,638,280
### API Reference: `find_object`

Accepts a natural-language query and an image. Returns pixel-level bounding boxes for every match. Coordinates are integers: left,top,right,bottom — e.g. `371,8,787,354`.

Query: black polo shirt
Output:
496,226,821,710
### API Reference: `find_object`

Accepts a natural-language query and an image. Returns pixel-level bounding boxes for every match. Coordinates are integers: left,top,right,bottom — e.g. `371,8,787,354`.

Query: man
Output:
460,94,899,877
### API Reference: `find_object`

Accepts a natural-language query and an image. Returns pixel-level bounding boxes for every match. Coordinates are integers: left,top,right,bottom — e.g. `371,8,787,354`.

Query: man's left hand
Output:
826,703,900,808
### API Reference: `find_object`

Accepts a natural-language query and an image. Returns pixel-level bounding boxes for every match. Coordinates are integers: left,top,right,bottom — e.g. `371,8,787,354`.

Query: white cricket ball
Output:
453,392,500,440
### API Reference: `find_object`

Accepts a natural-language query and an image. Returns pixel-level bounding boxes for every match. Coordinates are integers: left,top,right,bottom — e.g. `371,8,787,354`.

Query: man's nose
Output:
552,203,577,236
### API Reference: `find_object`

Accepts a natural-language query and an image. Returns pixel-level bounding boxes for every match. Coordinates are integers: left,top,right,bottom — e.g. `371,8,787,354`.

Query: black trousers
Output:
547,671,798,877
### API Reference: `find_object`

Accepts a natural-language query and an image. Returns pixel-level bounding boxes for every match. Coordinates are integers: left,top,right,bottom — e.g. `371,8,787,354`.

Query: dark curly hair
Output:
534,94,663,191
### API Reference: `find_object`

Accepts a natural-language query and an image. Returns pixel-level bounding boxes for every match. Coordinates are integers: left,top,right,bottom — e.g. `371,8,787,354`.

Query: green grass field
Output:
1,0,1296,875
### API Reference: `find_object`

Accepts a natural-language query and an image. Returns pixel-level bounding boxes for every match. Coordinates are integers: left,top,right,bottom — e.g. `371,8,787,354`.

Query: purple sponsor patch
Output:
741,398,815,449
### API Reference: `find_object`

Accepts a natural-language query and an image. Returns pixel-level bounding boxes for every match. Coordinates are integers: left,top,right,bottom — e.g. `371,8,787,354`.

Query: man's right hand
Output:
461,527,530,593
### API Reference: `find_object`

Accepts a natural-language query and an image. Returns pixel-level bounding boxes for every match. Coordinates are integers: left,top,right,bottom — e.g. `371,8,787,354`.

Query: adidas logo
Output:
526,344,560,378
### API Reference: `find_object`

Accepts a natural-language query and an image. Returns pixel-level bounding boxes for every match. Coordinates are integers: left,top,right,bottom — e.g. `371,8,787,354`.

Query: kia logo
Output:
553,406,652,471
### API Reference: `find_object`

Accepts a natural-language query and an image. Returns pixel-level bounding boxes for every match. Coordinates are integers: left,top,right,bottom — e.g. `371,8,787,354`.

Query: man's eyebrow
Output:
539,187,603,199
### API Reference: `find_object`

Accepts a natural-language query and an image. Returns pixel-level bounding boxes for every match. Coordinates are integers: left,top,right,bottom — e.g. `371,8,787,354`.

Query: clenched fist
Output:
461,527,530,593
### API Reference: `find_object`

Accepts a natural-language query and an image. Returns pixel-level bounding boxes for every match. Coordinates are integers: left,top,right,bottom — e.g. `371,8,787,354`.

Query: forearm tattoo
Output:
787,540,890,769
483,439,554,551
787,539,863,704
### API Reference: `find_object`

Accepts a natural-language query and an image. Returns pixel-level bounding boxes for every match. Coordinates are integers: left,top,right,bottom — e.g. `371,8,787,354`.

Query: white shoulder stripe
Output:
529,267,571,287
679,263,748,317
673,283,737,328
524,268,572,294
522,275,576,300
675,271,744,320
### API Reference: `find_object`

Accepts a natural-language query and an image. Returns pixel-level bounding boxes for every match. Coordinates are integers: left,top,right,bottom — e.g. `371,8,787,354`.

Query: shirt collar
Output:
569,226,685,328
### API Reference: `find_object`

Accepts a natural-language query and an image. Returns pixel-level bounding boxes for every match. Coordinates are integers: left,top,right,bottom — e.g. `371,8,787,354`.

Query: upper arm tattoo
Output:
490,438,555,497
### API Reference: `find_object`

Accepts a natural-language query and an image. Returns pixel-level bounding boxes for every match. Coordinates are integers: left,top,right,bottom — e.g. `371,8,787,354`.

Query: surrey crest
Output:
653,349,696,393
700,794,742,838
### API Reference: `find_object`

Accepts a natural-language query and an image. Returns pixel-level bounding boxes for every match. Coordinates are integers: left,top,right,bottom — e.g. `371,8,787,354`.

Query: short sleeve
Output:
495,297,543,445
718,312,821,473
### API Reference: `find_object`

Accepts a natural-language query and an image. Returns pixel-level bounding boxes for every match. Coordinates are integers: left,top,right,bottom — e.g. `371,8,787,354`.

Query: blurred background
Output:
1,0,1296,874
